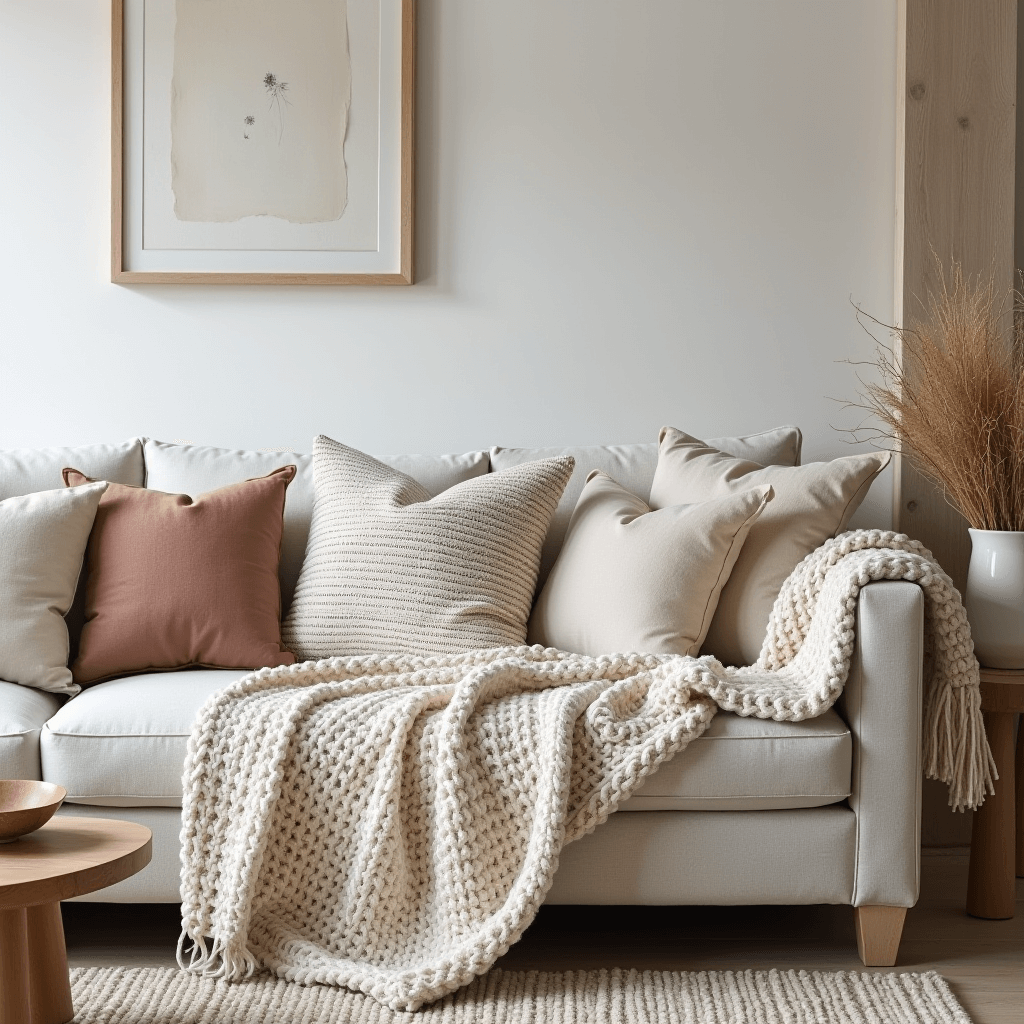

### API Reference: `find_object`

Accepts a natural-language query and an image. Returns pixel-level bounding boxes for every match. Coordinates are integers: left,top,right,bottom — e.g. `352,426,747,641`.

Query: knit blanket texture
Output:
179,530,995,1011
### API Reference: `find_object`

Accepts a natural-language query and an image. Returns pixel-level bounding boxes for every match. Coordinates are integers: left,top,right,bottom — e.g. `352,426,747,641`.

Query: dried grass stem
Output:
851,261,1024,531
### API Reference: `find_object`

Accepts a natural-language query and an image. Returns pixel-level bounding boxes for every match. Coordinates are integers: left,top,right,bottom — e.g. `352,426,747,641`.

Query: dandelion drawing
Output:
242,114,255,140
263,72,290,144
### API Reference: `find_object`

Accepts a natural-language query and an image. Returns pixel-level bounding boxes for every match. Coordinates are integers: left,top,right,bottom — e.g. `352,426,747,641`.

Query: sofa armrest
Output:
836,580,924,908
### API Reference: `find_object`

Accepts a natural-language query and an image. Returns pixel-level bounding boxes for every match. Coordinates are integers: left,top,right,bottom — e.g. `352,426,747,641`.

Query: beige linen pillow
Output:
528,471,773,657
281,436,574,659
649,427,890,667
490,425,802,589
0,482,108,694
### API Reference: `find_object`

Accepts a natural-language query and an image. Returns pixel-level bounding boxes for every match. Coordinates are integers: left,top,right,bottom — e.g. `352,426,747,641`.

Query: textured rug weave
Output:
180,531,995,1010
70,966,972,1023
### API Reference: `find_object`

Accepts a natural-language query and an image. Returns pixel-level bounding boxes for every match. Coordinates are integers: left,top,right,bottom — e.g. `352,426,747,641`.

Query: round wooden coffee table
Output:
0,816,151,1024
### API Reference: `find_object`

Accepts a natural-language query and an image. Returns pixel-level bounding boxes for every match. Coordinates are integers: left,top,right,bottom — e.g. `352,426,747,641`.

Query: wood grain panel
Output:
0,908,31,1024
967,710,1018,918
25,902,74,1024
1016,721,1023,877
895,0,1017,595
896,0,1017,850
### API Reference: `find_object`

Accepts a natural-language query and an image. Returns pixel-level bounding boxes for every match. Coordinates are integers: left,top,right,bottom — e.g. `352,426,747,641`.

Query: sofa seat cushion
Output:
0,681,63,781
618,709,851,811
41,671,851,811
40,669,248,806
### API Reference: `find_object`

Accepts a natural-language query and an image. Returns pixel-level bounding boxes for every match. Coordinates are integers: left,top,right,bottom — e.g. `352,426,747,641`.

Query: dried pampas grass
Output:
850,260,1024,531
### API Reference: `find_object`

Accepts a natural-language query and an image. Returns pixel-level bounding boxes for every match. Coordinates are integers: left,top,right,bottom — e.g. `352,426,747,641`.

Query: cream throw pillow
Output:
528,471,773,657
282,436,574,658
649,427,891,667
0,482,108,694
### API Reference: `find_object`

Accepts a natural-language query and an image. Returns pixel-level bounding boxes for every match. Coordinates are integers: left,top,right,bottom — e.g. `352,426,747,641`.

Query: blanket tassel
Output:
177,928,259,981
922,678,998,813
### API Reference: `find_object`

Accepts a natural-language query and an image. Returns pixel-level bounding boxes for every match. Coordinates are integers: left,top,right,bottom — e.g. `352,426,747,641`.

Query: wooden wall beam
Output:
896,0,1017,846
896,0,1017,590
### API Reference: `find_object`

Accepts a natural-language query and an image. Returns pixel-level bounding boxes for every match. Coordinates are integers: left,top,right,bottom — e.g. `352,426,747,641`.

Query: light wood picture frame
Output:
111,0,414,285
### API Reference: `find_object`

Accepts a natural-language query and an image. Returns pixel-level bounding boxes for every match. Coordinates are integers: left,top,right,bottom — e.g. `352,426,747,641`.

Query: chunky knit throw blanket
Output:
179,531,995,1011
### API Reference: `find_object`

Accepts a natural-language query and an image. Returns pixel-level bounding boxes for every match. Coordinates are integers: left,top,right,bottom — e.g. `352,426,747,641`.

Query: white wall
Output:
0,1,897,524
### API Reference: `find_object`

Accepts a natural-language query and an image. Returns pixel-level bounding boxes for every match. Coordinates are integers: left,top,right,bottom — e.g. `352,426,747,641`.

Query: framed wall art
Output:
111,0,414,284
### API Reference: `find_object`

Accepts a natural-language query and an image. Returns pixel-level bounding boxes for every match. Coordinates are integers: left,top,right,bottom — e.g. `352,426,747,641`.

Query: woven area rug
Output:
69,966,972,1023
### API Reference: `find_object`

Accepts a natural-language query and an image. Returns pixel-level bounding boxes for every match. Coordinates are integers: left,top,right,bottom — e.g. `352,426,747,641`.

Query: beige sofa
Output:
0,433,921,966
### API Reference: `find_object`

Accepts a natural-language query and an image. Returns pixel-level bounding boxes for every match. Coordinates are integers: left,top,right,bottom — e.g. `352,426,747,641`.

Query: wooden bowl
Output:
0,781,66,843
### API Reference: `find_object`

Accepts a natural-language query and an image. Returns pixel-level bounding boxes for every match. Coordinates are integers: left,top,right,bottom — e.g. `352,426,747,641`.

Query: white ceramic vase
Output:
965,529,1024,669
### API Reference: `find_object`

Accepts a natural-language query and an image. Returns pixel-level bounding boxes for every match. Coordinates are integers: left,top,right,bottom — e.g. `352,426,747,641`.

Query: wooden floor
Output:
64,852,1023,1023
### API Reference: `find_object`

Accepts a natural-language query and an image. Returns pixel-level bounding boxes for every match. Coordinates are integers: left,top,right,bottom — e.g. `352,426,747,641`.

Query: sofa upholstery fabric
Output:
0,439,145,500
65,468,297,685
490,426,802,587
0,681,63,780
41,669,249,806
545,807,856,905
650,428,890,666
281,437,573,659
0,483,108,694
839,580,924,907
4,427,925,942
142,440,490,613
43,671,849,811
56,579,913,908
528,472,773,656
619,709,851,811
61,804,857,906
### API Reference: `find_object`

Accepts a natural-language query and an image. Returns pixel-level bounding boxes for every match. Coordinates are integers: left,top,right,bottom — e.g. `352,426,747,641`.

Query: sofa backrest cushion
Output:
0,439,145,500
142,440,491,613
490,426,802,587
0,439,146,663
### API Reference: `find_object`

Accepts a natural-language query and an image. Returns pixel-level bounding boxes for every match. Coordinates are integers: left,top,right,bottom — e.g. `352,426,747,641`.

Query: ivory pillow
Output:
281,436,574,659
649,427,891,667
528,472,773,657
0,482,108,694
490,424,802,589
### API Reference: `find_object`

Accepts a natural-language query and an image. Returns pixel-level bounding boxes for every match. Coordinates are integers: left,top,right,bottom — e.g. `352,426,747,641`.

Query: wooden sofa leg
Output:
854,906,907,966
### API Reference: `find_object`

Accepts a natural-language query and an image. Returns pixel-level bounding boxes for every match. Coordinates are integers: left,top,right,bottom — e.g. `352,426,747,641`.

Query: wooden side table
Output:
0,816,151,1024
966,668,1024,919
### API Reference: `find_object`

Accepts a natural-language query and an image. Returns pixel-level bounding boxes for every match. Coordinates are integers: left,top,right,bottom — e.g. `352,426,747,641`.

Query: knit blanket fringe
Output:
178,530,994,1010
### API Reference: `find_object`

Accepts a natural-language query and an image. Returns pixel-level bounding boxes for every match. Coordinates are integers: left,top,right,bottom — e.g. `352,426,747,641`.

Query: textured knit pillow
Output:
0,483,107,694
64,467,297,685
528,471,773,657
649,427,891,667
281,436,574,658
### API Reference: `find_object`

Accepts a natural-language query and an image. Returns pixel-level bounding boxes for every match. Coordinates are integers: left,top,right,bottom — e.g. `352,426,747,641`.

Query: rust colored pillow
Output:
63,466,297,685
